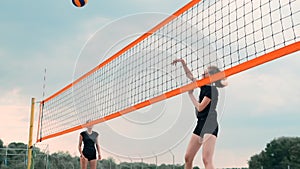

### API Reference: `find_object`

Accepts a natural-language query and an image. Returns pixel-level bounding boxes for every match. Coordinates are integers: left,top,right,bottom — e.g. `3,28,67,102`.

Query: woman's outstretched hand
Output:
171,58,186,65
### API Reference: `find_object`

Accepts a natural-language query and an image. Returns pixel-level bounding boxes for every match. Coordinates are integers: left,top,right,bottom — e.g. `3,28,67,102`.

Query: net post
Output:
27,98,35,169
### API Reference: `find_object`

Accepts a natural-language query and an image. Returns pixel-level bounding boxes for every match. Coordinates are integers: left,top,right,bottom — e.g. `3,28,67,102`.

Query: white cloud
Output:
226,53,300,116
0,88,25,105
0,88,29,145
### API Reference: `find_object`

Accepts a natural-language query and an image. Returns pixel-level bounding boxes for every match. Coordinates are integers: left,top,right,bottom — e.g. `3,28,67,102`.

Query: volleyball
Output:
72,0,88,7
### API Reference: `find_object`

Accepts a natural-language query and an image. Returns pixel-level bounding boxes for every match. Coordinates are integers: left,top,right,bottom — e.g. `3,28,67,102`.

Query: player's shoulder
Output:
93,131,99,136
80,131,86,136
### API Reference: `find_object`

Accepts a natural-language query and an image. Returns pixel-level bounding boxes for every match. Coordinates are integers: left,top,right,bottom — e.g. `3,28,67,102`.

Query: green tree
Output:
31,146,51,169
49,151,78,169
0,139,4,168
6,142,27,169
248,137,300,169
289,142,300,168
98,157,117,169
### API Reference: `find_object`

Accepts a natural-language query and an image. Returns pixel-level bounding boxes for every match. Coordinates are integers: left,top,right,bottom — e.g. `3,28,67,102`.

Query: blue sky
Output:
1,0,300,168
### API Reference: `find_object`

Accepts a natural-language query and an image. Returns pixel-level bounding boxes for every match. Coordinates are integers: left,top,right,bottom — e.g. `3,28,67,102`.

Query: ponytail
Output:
208,66,227,88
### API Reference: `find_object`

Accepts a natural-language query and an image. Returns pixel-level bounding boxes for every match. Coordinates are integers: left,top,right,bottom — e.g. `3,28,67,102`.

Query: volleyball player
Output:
172,58,227,169
78,120,102,169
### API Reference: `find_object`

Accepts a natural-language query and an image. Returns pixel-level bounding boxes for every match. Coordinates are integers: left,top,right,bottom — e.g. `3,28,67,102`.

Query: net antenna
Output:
42,68,47,100
37,0,300,142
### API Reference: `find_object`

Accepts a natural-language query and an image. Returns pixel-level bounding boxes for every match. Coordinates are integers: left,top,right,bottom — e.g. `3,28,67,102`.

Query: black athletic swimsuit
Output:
193,85,219,138
80,131,99,161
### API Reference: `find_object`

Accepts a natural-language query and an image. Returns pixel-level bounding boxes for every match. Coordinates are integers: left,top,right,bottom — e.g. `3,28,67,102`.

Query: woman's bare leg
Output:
184,134,202,169
89,159,97,169
202,134,217,169
80,157,88,169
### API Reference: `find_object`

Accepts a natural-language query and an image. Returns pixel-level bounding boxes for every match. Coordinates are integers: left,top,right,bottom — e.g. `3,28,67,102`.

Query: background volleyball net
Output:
37,0,300,142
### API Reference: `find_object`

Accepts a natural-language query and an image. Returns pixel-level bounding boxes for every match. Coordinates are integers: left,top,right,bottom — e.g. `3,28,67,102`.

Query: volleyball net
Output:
37,0,300,142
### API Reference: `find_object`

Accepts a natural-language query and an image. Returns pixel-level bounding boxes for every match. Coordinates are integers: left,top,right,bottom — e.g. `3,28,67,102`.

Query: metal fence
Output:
0,145,49,169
